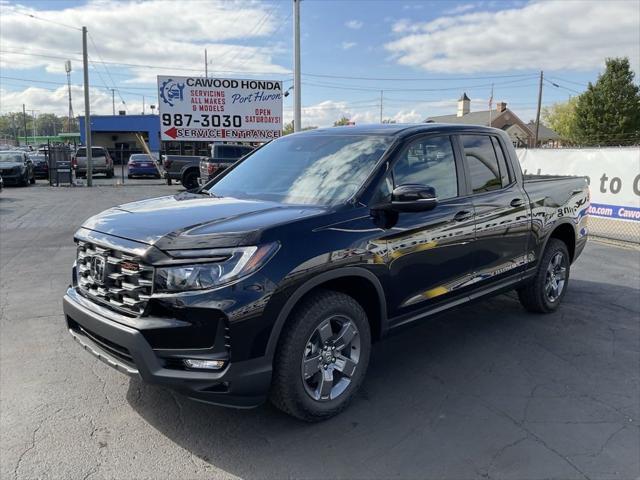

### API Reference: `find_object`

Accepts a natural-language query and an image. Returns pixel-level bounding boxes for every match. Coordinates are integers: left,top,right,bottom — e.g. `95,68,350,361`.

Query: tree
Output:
36,113,64,136
282,121,295,135
574,57,640,146
333,116,351,126
542,97,579,143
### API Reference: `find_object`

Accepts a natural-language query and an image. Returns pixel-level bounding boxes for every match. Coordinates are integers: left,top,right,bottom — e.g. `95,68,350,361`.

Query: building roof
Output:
425,109,503,126
526,121,561,141
458,92,470,101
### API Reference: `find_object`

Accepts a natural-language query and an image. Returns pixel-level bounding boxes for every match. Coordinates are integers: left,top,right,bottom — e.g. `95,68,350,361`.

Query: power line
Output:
302,72,538,82
9,9,82,31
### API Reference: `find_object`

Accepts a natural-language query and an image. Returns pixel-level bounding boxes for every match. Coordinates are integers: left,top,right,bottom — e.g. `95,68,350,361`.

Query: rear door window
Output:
460,135,503,193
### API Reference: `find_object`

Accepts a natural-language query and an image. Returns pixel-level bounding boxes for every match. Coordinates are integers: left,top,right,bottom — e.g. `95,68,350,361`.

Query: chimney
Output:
457,92,470,117
496,101,507,113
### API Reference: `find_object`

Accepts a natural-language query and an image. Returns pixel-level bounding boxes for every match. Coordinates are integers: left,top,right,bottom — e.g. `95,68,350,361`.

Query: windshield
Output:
76,147,105,157
30,155,46,162
0,152,22,162
205,134,393,205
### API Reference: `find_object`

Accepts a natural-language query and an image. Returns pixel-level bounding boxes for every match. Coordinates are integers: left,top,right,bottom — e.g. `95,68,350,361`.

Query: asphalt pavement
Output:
1,182,638,480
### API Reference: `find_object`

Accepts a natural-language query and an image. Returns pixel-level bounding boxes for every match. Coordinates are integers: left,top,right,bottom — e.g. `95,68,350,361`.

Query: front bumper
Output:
63,287,272,408
129,166,159,176
0,172,24,184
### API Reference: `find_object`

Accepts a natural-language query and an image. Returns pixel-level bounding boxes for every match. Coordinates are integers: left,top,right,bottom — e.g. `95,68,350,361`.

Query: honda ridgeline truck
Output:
63,124,589,421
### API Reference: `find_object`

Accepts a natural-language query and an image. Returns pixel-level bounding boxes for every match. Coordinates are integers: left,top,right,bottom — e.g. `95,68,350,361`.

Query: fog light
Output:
183,359,225,370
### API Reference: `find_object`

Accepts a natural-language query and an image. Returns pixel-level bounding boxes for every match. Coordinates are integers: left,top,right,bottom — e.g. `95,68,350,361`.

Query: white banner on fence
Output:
516,148,640,222
157,76,283,143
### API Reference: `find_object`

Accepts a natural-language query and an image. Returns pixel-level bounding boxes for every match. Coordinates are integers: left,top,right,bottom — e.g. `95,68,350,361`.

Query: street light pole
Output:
110,88,116,116
293,0,301,132
82,25,93,186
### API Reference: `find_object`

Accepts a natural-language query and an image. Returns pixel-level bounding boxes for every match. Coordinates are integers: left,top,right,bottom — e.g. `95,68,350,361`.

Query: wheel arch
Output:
265,267,388,359
545,222,577,262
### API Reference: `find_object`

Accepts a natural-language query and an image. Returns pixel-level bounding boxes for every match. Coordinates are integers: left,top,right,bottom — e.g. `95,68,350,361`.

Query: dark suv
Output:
63,124,589,421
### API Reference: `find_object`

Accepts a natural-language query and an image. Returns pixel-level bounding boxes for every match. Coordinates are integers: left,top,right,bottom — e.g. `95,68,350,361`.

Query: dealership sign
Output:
157,76,283,142
516,148,640,222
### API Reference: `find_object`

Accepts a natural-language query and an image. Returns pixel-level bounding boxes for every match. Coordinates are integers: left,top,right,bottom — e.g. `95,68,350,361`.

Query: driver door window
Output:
392,136,458,200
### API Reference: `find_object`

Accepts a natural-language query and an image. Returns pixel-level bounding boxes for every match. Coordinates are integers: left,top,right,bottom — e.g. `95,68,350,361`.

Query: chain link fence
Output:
588,217,640,244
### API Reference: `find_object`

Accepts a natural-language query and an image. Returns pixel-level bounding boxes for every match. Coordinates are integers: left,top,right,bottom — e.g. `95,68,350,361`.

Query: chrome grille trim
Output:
76,240,154,317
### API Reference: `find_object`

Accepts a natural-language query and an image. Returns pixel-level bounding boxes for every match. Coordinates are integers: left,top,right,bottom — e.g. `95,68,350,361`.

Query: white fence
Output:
515,147,640,243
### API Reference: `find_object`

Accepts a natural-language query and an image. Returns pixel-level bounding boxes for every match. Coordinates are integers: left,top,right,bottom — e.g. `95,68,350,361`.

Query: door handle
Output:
453,210,473,222
510,198,525,207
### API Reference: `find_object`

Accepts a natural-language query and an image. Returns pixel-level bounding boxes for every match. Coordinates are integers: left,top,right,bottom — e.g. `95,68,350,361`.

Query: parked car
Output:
162,155,205,189
0,150,35,186
72,146,114,178
0,174,3,191
199,144,255,185
29,153,49,179
127,154,160,179
62,124,589,421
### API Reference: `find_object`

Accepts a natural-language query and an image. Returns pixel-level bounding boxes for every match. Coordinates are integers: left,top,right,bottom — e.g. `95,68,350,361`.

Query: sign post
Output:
157,76,283,143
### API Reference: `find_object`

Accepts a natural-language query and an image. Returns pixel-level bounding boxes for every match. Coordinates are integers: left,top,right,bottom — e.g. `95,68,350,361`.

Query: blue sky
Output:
1,0,638,126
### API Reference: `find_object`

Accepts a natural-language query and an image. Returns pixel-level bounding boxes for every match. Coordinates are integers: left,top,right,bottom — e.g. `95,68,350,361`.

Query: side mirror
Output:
390,184,438,212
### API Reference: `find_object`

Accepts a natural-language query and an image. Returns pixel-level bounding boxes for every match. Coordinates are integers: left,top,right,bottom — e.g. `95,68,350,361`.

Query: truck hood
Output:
81,192,327,250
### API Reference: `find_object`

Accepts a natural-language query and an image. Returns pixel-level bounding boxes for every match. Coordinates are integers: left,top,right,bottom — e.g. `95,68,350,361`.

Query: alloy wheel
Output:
301,315,361,402
545,251,567,302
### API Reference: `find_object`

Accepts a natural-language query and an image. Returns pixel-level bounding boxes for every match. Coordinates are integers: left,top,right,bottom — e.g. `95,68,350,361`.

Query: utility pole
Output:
110,88,116,115
65,60,74,133
82,26,93,186
534,70,543,148
293,0,301,132
22,104,28,146
205,49,208,77
380,90,383,123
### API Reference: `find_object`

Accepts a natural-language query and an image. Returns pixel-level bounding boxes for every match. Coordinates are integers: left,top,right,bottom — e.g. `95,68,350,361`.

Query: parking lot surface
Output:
1,183,639,480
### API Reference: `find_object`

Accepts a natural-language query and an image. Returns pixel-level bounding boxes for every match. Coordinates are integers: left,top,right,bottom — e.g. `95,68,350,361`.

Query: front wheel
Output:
270,290,371,422
105,169,114,178
518,238,570,313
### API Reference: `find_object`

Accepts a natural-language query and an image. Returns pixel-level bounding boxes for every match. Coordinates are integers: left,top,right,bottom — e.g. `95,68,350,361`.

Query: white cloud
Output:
345,20,363,30
386,0,640,73
341,42,357,50
0,85,137,116
0,0,289,83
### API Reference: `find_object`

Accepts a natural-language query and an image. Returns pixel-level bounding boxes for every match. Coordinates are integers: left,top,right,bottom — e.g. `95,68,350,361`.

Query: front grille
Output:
76,240,153,316
1,168,16,175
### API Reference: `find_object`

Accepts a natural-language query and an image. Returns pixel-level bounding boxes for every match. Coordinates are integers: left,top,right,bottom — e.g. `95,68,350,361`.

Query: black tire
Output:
518,238,570,313
127,174,133,179
105,169,114,178
270,289,371,422
181,170,199,190
20,173,29,187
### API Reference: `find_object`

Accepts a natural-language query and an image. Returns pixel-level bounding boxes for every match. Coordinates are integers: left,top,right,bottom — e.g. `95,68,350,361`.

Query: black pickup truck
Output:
63,124,589,421
199,144,255,184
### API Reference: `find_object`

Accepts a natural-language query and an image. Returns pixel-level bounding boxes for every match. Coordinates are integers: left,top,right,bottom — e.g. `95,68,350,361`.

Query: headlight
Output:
155,243,279,292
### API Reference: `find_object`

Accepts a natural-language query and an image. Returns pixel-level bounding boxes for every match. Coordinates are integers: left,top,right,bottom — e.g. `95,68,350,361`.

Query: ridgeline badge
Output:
159,78,185,107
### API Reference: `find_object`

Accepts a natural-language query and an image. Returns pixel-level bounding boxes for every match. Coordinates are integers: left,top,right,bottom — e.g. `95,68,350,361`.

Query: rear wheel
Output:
270,290,371,422
518,238,570,313
181,170,199,190
105,168,114,178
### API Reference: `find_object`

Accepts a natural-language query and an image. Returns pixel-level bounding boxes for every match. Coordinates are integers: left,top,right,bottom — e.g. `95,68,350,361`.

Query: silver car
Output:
73,146,114,177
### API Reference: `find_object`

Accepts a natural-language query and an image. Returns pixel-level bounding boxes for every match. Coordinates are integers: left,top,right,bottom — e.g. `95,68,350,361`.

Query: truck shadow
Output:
126,279,639,479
